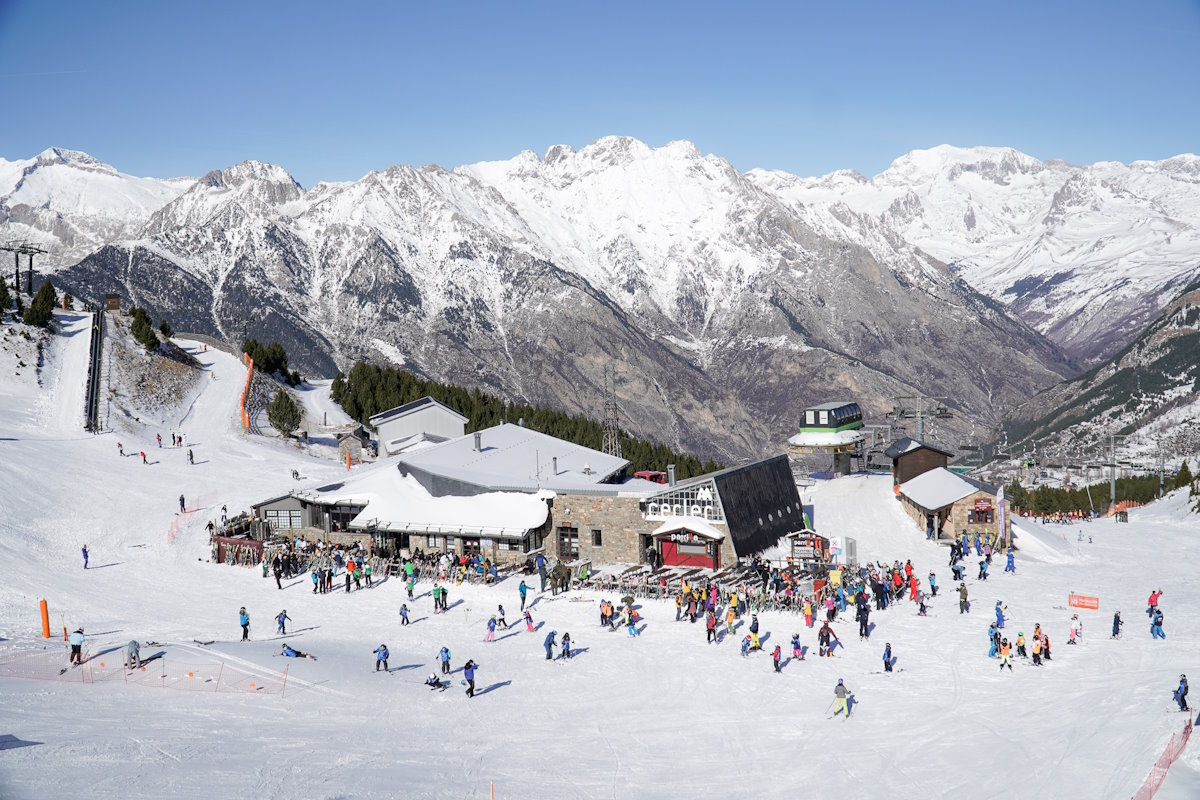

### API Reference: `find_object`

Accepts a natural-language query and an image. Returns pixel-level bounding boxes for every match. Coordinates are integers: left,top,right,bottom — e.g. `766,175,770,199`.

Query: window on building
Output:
968,509,995,524
558,526,579,560
592,529,603,547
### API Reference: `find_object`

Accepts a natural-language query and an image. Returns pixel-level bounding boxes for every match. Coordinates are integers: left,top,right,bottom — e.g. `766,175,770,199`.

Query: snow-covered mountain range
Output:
5,138,1197,460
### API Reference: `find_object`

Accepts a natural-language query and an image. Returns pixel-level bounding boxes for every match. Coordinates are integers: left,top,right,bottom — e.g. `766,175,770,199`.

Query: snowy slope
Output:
1,324,1198,798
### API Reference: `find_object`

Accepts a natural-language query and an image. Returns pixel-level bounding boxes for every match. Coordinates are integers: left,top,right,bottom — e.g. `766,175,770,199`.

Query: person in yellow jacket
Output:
675,592,683,621
1015,632,1027,658
803,599,813,628
725,605,736,634
729,591,739,618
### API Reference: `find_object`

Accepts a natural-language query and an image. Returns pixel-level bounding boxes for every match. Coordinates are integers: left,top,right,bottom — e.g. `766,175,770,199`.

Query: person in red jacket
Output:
1147,589,1163,617
705,610,717,644
772,644,782,672
909,575,919,602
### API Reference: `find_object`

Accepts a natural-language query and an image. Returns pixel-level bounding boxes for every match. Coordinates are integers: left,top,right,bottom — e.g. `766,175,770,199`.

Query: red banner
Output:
1069,594,1100,610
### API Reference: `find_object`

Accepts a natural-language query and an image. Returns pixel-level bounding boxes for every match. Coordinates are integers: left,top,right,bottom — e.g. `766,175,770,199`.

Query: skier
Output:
536,552,547,592
791,633,803,660
1016,632,1027,658
958,583,970,614
999,638,1013,671
857,603,871,640
364,561,372,587
157,433,162,448
400,604,410,625
1151,608,1166,640
832,679,852,718
705,609,717,643
179,494,186,513
803,597,813,628
995,601,1006,629
973,532,982,556
82,544,88,569
740,635,752,657
485,615,497,642
239,607,250,641
374,643,389,672
1111,611,1123,639
1147,589,1163,617
68,627,85,665
438,646,452,675
497,605,508,629
749,614,761,651
626,612,640,637
406,576,415,600
519,580,529,611
524,610,534,631
280,643,316,660
561,632,572,659
818,621,838,657
1031,636,1043,666
928,572,938,597
882,642,893,673
772,644,782,672
125,640,141,670
1068,614,1080,644
463,660,477,697
426,672,444,691
118,441,124,456
311,570,319,593
726,604,737,635
951,562,965,582
276,609,290,635
140,450,147,464
544,630,557,661
1005,549,1016,573
978,559,989,581
988,623,999,657
1175,675,1189,712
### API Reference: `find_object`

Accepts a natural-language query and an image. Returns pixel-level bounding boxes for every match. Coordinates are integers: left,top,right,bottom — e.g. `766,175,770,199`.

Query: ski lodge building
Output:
252,400,805,570
884,437,954,485
896,467,1011,544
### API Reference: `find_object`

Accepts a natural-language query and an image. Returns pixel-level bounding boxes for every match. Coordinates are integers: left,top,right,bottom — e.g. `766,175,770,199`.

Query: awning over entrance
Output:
651,517,726,541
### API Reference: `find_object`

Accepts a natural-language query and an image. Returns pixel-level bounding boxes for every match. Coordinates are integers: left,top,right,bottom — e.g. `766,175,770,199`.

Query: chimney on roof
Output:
473,432,482,452
667,464,676,486
552,457,558,476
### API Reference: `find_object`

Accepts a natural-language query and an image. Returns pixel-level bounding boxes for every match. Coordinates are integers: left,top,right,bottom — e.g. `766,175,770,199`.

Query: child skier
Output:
1151,608,1166,639
276,610,290,635
726,605,737,634
772,644,782,672
406,576,415,600
958,583,969,614
400,604,410,625
1175,675,1189,712
995,601,1006,629
999,638,1013,671
988,623,999,657
82,544,88,569
1016,632,1027,658
791,633,803,661
518,580,529,611
928,572,938,597
426,672,444,691
485,616,497,642
239,607,250,641
978,559,989,581
832,679,851,718
1068,614,1079,644
438,646,452,674
524,610,534,631
280,643,316,660
882,642,893,673
463,660,476,698
561,632,572,659
1005,550,1016,573
497,605,508,629
740,635,752,657
374,643,389,672
705,610,717,643
1112,611,1123,639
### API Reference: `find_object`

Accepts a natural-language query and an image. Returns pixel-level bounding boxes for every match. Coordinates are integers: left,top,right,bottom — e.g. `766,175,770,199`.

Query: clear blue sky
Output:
1,0,1197,186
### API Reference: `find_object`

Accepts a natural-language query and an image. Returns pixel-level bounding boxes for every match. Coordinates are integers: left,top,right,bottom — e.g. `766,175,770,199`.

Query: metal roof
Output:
396,423,630,492
367,396,469,427
898,467,997,512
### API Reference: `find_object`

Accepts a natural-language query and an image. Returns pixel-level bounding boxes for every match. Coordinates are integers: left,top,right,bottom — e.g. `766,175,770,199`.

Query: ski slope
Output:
1,318,1197,799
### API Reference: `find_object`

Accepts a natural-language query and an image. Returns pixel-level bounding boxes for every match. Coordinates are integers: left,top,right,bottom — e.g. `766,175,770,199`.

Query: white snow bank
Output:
1009,518,1076,564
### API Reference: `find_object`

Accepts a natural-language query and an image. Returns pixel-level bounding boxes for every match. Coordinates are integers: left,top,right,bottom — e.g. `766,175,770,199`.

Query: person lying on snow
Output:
280,644,316,660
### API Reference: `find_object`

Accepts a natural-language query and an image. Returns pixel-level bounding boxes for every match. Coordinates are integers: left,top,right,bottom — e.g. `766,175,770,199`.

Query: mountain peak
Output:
200,160,301,191
877,145,1043,185
34,146,115,174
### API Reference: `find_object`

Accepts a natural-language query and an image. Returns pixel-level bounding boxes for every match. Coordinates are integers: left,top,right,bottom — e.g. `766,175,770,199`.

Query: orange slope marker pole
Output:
40,599,50,638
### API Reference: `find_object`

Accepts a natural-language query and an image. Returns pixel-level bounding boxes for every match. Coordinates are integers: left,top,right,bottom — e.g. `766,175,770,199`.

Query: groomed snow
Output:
0,320,1197,799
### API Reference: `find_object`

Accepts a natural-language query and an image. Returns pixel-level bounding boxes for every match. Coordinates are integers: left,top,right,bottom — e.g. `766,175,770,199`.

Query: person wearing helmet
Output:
68,627,85,665
374,643,389,672
1112,611,1123,639
958,583,969,614
1175,675,1189,711
426,672,443,690
544,630,557,661
882,643,893,673
999,638,1013,671
1016,632,1027,658
280,643,316,660
239,607,250,641
833,679,852,718
276,609,290,635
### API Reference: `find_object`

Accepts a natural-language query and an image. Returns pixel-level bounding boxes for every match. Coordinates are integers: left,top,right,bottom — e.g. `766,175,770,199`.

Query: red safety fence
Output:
0,646,288,697
1131,716,1194,800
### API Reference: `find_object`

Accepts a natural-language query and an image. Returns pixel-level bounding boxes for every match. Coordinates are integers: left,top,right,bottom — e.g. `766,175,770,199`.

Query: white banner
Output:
996,486,1008,548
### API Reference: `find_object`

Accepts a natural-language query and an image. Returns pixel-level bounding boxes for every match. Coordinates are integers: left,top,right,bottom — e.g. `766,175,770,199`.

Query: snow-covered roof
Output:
787,429,867,448
651,516,726,541
368,396,468,426
898,467,996,511
397,423,632,493
295,460,549,537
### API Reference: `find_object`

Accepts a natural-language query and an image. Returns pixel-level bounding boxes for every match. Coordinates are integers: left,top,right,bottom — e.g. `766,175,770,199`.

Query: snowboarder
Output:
561,632,572,659
400,604,410,625
958,583,969,614
1175,675,1189,712
1151,608,1166,640
125,640,141,670
832,679,851,718
276,610,290,635
1112,611,1123,639
438,646,452,674
239,607,250,641
995,601,1006,629
463,660,477,697
179,494,186,513
81,544,88,569
518,580,529,611
374,643,389,672
544,631,557,661
1005,550,1016,573
497,605,508,629
772,644,782,672
280,643,316,660
68,627,84,665
485,616,497,642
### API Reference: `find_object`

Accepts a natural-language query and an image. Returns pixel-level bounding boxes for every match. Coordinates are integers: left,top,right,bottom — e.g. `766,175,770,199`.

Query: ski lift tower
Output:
601,364,622,459
0,240,48,296
787,401,867,477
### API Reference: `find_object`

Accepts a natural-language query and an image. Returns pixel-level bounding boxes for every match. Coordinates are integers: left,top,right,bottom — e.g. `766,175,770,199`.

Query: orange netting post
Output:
346,451,351,471
40,600,50,638
281,664,289,698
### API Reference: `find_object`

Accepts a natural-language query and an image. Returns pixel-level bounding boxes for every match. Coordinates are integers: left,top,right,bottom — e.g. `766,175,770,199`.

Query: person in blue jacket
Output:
995,601,1006,629
438,646,452,674
1111,611,1123,639
973,533,982,556
239,607,250,641
544,630,557,661
536,554,547,592
561,632,572,659
1005,550,1016,573
1151,608,1166,640
978,559,989,581
928,572,938,597
281,643,315,660
276,609,290,635
374,644,389,672
485,615,497,642
988,623,999,657
1175,675,1189,712
400,604,410,625
519,580,529,611
82,544,89,569
463,660,477,697
883,642,893,672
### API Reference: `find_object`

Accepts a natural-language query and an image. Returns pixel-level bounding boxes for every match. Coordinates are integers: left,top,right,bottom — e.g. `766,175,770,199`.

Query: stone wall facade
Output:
899,489,1013,547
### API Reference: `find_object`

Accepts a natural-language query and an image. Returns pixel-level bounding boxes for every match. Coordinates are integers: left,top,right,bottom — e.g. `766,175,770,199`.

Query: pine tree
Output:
0,277,11,315
159,319,174,338
267,390,301,437
63,291,75,310
129,307,160,352
1174,460,1193,492
22,280,58,327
